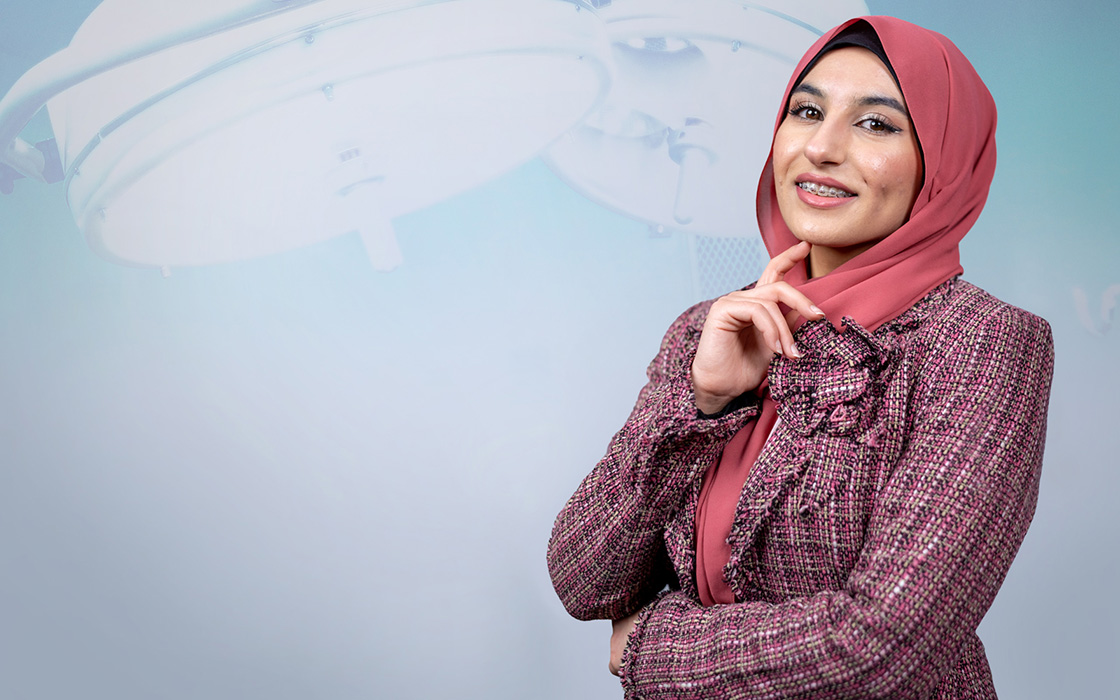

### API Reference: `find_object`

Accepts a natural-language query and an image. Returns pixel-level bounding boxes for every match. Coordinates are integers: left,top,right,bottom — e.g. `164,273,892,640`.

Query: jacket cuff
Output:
617,589,673,695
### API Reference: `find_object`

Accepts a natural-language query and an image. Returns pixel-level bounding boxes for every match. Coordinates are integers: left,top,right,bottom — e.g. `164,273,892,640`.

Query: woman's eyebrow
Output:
791,83,909,115
792,83,824,98
859,94,909,114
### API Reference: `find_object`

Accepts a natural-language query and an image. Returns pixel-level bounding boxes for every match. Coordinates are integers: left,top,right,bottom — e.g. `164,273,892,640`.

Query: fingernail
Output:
772,340,783,354
790,343,803,359
809,305,825,317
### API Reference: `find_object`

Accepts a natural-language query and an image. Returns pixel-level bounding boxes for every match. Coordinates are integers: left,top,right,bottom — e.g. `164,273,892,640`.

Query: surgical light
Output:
0,0,612,271
543,0,869,239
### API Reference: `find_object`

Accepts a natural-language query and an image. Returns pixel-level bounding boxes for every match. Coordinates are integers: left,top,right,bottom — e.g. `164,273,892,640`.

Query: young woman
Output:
547,16,1054,699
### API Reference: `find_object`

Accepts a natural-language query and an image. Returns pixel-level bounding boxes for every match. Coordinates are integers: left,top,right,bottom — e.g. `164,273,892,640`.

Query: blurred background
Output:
0,1,1116,698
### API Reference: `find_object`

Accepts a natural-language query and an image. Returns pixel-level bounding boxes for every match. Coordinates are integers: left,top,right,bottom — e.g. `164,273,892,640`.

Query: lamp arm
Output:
0,0,329,182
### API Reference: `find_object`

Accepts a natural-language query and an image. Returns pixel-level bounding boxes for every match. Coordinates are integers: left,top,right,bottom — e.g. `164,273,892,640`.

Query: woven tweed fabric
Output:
546,279,1054,699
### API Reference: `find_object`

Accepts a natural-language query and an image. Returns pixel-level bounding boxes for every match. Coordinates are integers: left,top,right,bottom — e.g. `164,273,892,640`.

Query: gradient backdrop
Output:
1,1,1116,698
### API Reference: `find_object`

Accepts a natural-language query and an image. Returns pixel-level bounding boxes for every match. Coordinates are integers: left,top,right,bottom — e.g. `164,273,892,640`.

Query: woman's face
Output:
772,46,923,277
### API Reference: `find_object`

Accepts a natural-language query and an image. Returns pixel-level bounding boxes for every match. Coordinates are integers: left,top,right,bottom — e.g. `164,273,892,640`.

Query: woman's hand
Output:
691,241,824,415
609,611,640,676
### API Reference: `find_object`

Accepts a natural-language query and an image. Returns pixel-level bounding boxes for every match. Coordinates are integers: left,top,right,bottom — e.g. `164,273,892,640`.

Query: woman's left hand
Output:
609,611,641,676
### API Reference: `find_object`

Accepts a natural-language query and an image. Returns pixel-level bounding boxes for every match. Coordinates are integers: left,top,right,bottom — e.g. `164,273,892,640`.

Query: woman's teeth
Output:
798,182,854,198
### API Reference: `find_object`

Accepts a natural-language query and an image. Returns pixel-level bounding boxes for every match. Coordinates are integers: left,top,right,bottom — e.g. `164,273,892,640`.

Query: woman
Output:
546,15,1054,699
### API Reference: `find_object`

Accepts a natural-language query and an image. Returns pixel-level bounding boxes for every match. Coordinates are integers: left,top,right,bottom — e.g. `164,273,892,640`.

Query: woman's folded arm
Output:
547,301,760,621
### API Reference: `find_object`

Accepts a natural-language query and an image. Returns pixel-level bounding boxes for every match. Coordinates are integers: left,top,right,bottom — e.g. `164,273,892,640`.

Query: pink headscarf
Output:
759,15,997,331
696,16,998,606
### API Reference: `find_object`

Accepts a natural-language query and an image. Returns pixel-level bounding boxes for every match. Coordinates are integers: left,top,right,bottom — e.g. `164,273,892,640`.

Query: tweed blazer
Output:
547,279,1054,699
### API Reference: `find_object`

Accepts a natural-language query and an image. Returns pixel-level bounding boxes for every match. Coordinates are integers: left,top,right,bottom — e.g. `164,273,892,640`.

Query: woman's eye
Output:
791,105,822,120
858,117,901,134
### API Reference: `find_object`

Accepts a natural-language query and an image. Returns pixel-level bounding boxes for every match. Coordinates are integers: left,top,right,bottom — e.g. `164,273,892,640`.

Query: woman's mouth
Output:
797,181,854,198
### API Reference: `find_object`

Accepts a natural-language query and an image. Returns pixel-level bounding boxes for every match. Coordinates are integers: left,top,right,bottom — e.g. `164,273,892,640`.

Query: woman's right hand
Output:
691,241,825,415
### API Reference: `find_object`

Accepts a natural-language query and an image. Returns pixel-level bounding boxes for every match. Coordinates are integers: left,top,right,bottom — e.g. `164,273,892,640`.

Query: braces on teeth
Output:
798,182,854,198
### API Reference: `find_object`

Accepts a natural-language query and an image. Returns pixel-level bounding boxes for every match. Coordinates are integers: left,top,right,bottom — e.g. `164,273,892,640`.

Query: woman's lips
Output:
795,178,856,208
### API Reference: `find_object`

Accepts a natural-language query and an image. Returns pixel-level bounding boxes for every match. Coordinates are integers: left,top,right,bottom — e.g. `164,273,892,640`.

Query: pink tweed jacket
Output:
547,279,1054,699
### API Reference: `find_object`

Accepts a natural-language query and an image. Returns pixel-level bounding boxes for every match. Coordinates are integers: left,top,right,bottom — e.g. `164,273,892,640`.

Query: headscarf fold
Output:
696,16,997,606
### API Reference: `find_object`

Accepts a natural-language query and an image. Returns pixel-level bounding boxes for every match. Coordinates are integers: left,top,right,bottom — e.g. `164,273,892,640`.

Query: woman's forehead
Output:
794,47,908,111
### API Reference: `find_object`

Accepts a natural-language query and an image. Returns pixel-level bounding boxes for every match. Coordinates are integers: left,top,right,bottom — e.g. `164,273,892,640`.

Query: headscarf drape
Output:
696,16,998,606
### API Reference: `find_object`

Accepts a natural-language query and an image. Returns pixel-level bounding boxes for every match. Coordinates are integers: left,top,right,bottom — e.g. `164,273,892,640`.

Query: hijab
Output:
759,16,997,331
696,16,998,606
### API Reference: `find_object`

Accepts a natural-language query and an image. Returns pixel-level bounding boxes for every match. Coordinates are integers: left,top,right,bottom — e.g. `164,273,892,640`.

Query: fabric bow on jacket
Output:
769,317,894,442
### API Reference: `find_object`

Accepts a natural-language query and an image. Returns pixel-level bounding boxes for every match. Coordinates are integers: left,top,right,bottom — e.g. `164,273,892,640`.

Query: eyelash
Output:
786,100,903,135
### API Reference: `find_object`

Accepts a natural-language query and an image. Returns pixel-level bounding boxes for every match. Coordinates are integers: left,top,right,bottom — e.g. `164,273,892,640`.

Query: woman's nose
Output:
803,121,846,166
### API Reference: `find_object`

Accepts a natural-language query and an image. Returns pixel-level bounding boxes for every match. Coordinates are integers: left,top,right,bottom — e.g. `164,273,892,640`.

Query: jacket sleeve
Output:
618,305,1055,699
546,301,761,621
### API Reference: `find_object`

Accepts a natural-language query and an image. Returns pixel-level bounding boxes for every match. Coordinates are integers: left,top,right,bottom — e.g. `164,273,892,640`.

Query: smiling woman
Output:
547,16,1055,699
773,46,924,277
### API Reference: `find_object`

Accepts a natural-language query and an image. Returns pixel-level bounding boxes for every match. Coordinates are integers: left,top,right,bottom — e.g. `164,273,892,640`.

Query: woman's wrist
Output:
694,391,734,416
695,390,758,419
